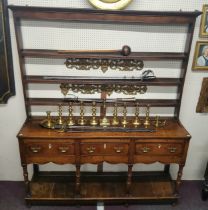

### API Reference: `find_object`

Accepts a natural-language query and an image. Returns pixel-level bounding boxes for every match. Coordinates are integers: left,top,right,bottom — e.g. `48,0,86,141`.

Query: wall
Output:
0,0,208,180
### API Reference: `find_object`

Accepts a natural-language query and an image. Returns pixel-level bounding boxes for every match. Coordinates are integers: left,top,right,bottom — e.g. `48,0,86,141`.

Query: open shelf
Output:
25,76,181,86
9,5,201,24
26,98,179,107
26,171,178,205
21,49,187,60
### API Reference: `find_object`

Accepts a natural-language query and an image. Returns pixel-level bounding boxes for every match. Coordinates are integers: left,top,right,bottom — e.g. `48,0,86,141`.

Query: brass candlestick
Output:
143,105,150,128
153,115,166,128
90,101,98,126
45,111,54,128
56,105,64,125
112,102,119,126
133,103,141,126
66,102,75,126
100,99,110,127
121,103,128,126
155,116,159,128
78,101,86,126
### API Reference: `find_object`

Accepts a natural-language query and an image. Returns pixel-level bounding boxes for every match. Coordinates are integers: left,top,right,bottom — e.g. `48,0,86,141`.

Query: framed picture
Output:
0,0,15,104
192,41,208,70
199,4,208,37
196,78,208,113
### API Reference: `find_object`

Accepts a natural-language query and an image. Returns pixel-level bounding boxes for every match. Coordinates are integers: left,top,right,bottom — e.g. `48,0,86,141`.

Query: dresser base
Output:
25,171,178,205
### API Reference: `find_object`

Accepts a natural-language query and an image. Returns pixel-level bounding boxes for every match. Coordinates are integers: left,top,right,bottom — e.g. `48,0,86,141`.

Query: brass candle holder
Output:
143,105,150,128
78,101,87,126
56,104,64,126
112,102,119,126
90,101,98,126
133,102,141,126
66,102,75,126
42,111,54,129
100,99,110,127
153,116,166,128
121,103,128,126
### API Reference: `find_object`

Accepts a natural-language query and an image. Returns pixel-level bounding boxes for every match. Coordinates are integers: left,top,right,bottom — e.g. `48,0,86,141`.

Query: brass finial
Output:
90,101,98,126
66,102,75,126
133,102,141,126
78,101,86,126
112,102,119,126
144,104,150,128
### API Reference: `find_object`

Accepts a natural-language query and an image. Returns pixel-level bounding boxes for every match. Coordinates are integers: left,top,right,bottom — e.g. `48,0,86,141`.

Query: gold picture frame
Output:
196,78,208,113
192,41,208,70
88,0,133,10
199,4,208,38
0,0,15,104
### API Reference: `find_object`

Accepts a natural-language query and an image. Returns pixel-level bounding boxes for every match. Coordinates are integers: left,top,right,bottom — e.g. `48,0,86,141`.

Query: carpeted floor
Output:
0,181,207,210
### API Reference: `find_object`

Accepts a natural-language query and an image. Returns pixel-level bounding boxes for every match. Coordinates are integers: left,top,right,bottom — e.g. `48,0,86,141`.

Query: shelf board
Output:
25,76,182,86
21,49,187,60
26,171,177,205
26,98,179,107
9,5,201,24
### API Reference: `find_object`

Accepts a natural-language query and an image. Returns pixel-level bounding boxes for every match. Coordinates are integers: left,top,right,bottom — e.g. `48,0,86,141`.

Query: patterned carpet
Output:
0,181,207,210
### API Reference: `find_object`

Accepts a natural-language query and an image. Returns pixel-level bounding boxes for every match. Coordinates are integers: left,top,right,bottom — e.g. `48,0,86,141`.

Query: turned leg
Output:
126,164,133,195
22,164,30,197
175,164,184,195
75,164,81,196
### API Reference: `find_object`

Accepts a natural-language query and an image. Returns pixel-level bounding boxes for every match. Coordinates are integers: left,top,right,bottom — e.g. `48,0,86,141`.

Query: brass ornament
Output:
60,83,147,96
56,105,64,125
152,116,166,128
41,111,55,129
100,99,110,127
88,0,133,10
132,103,141,126
66,102,75,126
143,105,150,128
121,103,128,126
112,102,119,126
65,58,144,73
90,101,99,126
60,83,70,96
78,101,87,126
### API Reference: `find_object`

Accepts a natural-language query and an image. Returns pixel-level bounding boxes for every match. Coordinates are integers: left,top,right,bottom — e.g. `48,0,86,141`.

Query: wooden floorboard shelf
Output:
26,171,178,205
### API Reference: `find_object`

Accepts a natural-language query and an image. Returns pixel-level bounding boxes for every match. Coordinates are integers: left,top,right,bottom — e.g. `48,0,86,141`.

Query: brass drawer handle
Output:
142,147,150,153
59,147,69,153
168,147,177,153
86,146,96,154
114,147,123,153
30,146,41,153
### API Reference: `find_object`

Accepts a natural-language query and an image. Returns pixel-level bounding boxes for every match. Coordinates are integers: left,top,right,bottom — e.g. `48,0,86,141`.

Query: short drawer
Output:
105,143,129,155
80,143,129,155
135,142,184,156
25,142,75,156
80,143,104,155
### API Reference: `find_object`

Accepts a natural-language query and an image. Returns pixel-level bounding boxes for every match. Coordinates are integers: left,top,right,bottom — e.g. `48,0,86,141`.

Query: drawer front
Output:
80,142,129,164
22,140,75,164
81,143,104,155
105,143,129,155
80,143,129,156
135,142,184,156
25,142,75,156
